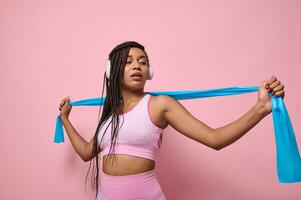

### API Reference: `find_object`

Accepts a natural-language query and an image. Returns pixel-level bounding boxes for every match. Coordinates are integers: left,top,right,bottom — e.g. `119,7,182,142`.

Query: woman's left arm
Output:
162,76,285,150
213,75,285,150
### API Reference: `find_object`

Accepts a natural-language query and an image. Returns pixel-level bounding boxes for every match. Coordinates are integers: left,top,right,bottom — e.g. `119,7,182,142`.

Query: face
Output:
121,47,149,90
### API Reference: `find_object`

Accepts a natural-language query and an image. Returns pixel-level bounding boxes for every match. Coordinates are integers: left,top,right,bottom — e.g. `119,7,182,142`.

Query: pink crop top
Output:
98,93,164,161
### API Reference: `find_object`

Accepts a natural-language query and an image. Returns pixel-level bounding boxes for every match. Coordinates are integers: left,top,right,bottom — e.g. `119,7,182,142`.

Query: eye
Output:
126,60,147,65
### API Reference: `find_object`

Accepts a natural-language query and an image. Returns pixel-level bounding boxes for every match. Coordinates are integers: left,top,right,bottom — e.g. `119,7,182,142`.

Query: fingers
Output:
266,76,285,99
275,90,285,97
59,97,70,111
267,76,277,85
269,80,281,90
272,84,284,95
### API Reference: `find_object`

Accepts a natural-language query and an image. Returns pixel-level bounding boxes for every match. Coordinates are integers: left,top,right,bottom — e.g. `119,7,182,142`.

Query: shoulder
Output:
149,94,177,112
147,94,176,129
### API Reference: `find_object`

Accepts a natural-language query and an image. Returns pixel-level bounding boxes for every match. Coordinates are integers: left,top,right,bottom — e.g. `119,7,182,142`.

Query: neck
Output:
121,88,145,104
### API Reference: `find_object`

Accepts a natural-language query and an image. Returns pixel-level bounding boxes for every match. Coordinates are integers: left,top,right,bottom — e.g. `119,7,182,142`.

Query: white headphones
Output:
106,60,154,80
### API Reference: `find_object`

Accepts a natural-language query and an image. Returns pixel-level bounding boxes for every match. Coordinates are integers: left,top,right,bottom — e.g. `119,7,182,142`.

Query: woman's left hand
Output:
258,76,285,115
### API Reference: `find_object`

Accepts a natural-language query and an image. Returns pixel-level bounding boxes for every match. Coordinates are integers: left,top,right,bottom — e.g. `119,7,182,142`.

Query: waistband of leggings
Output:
100,168,156,181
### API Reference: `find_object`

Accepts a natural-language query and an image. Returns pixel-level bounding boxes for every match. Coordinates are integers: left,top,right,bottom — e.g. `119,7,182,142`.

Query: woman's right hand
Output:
59,96,72,119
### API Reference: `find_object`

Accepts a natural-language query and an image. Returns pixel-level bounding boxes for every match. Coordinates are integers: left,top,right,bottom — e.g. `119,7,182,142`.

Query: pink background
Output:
1,0,300,199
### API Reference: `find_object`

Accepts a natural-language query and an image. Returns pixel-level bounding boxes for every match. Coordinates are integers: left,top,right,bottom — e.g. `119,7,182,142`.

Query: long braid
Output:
84,41,149,199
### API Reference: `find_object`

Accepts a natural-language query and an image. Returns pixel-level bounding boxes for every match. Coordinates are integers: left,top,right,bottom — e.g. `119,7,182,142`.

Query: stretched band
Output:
53,86,301,183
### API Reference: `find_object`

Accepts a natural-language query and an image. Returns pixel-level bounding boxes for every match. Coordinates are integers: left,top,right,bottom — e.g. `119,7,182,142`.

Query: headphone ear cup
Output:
106,60,111,79
148,65,154,80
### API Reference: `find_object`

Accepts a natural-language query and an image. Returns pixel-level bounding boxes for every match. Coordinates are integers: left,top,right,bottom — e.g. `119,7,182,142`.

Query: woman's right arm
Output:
61,116,101,162
59,96,101,162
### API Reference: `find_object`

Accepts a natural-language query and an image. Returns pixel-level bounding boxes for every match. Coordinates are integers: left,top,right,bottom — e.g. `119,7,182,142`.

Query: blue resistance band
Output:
54,86,301,183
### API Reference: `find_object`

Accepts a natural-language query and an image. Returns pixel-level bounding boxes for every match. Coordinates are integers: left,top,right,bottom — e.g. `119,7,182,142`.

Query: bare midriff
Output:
102,154,155,176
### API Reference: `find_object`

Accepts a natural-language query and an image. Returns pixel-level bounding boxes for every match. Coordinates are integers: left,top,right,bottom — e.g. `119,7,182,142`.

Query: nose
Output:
132,60,142,70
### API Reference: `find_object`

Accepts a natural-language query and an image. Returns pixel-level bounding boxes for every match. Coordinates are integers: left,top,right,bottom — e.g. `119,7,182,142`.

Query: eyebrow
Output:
127,55,146,59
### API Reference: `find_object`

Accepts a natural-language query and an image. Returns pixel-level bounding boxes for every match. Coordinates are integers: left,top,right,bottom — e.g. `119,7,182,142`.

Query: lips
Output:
131,72,143,78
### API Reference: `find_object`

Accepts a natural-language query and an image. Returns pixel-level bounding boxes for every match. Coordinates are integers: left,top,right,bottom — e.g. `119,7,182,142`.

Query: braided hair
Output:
84,41,150,199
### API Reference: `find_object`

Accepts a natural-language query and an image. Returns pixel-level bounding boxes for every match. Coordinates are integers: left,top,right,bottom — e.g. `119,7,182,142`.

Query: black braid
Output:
83,41,150,199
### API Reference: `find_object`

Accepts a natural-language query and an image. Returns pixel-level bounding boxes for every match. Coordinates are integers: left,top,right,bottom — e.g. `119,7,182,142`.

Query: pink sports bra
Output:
98,93,164,161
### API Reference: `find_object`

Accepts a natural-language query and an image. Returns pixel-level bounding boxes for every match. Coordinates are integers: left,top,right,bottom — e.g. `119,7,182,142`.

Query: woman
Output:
58,41,285,200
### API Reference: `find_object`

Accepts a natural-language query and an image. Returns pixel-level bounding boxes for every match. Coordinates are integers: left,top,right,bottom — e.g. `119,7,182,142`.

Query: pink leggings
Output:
97,168,166,200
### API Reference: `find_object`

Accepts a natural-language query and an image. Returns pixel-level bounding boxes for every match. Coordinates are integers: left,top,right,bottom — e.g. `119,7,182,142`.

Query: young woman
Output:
58,41,285,200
